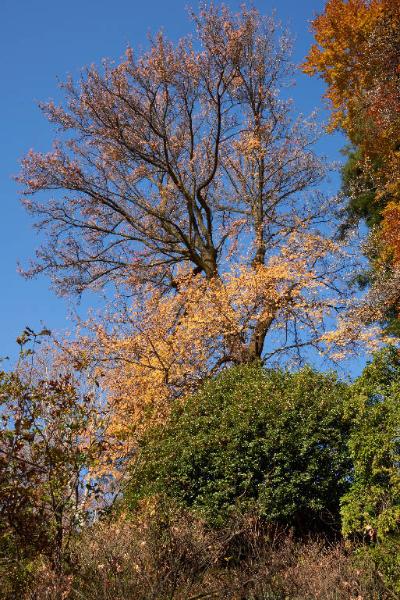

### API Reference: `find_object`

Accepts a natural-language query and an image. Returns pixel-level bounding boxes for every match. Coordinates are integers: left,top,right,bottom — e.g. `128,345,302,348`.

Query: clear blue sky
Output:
1,0,345,365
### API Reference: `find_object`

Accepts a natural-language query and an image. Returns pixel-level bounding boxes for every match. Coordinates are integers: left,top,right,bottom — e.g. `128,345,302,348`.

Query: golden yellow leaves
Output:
86,233,344,441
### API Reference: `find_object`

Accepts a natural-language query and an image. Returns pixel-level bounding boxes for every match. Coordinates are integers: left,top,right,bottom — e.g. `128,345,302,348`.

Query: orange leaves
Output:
305,0,400,321
382,203,400,265
84,232,344,441
304,0,400,146
304,0,384,128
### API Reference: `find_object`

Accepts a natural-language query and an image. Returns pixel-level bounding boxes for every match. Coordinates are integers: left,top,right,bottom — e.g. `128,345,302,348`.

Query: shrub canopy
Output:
127,364,350,530
341,347,400,541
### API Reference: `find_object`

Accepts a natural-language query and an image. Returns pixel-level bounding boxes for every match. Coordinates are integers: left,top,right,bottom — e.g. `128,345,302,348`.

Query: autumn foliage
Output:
16,4,362,438
304,0,400,322
19,5,325,295
304,0,400,173
3,2,400,597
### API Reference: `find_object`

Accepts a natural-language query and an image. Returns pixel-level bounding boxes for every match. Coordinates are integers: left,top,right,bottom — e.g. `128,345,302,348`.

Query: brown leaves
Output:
0,369,107,569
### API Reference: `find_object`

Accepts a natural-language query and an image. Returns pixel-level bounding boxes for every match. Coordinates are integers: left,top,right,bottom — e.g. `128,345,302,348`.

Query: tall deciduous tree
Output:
19,4,355,435
20,5,326,294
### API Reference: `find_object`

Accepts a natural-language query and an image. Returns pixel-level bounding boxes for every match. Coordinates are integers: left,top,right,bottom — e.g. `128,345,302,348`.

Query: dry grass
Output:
19,501,392,600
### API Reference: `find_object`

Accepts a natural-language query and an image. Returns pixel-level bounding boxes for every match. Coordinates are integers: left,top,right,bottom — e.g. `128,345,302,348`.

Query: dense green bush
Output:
127,364,351,530
341,347,400,593
341,347,400,541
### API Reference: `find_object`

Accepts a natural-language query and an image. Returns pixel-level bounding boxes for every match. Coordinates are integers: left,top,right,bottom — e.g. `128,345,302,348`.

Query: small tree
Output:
0,367,105,582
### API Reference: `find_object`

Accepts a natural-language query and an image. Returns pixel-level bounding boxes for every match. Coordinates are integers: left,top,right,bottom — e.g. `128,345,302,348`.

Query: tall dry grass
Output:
20,502,392,600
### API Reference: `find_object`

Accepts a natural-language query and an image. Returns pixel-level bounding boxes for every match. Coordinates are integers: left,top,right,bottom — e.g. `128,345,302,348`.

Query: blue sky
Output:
1,0,346,365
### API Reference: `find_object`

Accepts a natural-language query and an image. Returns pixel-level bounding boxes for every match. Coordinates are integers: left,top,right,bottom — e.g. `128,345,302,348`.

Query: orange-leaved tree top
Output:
304,0,400,200
304,0,400,326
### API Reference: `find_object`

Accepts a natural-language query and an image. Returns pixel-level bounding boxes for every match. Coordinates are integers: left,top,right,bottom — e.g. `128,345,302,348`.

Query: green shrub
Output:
354,535,400,597
340,347,400,594
341,347,400,541
127,364,351,530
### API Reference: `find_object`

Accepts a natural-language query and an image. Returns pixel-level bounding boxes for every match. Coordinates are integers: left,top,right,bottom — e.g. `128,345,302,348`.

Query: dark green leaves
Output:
127,364,350,532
